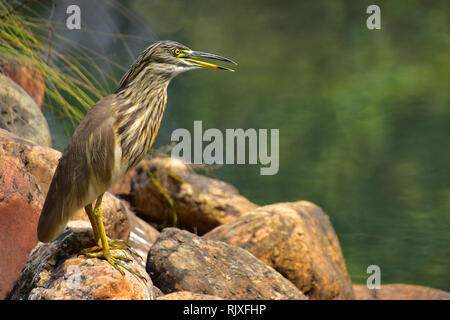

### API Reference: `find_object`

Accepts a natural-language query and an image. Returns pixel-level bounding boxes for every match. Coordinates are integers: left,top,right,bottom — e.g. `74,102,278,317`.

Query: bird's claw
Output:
80,238,146,281
83,251,146,281
81,239,143,260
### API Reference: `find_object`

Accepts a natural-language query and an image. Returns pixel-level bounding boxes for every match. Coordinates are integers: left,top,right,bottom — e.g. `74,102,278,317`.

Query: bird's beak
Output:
181,50,237,71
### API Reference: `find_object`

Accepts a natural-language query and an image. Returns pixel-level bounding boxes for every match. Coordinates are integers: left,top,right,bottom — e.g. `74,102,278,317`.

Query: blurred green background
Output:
28,0,449,290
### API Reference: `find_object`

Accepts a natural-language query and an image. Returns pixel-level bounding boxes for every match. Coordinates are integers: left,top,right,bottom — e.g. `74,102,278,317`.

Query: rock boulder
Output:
0,57,45,109
0,154,44,299
7,221,155,300
125,157,258,235
0,74,50,146
0,129,145,297
204,201,354,299
146,228,307,300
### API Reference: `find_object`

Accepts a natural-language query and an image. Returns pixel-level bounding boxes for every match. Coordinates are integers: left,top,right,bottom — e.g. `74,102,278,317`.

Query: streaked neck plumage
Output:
113,63,174,171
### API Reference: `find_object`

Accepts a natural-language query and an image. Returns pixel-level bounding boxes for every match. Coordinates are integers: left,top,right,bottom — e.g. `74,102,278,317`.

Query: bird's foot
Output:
81,195,146,281
83,250,147,282
81,238,142,260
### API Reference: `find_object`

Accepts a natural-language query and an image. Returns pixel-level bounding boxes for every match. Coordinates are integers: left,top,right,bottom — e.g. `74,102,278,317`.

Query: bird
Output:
37,40,236,279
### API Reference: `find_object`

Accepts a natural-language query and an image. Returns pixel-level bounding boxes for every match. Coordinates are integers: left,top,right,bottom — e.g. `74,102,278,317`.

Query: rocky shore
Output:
1,60,449,300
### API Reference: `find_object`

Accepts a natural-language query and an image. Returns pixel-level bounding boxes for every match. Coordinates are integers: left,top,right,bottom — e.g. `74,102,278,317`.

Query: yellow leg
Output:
84,203,100,243
82,199,140,257
81,193,146,281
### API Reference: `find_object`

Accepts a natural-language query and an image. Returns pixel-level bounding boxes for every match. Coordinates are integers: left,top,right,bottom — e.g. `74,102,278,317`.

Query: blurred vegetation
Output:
0,0,112,127
2,0,448,290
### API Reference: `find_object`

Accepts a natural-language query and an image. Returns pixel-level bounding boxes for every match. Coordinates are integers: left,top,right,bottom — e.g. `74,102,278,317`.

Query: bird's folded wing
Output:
37,95,118,242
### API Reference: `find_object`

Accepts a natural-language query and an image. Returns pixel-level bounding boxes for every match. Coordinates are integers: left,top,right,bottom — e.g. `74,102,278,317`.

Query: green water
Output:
40,0,449,291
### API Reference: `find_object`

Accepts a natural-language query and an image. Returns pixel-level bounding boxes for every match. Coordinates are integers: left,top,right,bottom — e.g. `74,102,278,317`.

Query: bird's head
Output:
116,40,236,92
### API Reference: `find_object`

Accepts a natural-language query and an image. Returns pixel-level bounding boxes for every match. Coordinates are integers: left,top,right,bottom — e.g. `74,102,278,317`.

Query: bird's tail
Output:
37,171,78,243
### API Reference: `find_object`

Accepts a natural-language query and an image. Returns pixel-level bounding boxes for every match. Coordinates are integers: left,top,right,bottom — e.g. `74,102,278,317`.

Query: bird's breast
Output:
115,91,168,172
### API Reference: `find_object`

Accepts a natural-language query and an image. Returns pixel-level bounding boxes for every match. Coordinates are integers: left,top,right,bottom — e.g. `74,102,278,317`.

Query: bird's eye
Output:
173,49,181,56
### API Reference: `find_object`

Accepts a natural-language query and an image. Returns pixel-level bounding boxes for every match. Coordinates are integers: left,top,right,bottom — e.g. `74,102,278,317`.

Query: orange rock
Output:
0,129,148,298
0,74,51,146
7,221,155,300
0,156,44,299
204,201,354,299
0,57,45,109
127,157,258,235
146,228,307,300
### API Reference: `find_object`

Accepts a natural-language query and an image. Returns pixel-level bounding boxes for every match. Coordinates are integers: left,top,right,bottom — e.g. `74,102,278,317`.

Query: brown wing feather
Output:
37,95,118,242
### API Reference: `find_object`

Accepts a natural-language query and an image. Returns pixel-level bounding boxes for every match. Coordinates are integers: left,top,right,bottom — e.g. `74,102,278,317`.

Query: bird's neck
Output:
114,73,171,170
116,67,171,101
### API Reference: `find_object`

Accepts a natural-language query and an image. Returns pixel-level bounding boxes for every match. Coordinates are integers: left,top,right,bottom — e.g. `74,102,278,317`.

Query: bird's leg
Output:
80,202,114,253
80,196,141,258
81,193,146,281
82,203,100,247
